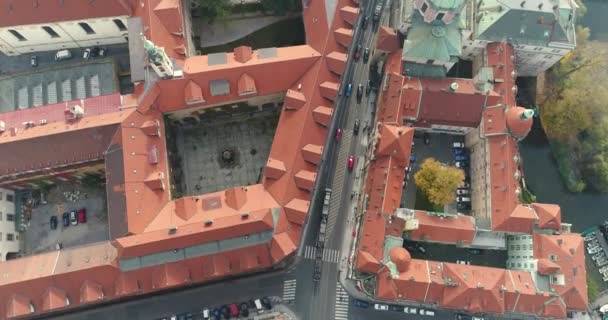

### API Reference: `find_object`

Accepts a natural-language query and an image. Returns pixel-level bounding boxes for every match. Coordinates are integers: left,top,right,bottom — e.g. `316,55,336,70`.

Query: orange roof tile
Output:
376,27,401,53
375,125,414,161
333,28,354,47
234,46,253,63
377,268,399,300
319,81,340,101
409,211,476,245
284,89,307,110
283,198,309,226
356,251,381,273
184,80,205,105
134,0,186,62
483,105,507,136
441,263,506,314
378,72,407,124
6,294,33,318
294,170,317,191
114,273,140,297
41,287,68,312
488,136,522,232
265,158,287,180
494,204,537,234
225,187,248,211
325,51,348,75
312,106,334,126
389,247,411,272
339,6,360,25
504,270,547,315
80,280,104,304
537,258,561,275
301,144,324,164
153,0,183,35
541,298,567,319
532,203,562,231
270,233,296,264
506,106,533,138
174,197,197,221
152,263,191,289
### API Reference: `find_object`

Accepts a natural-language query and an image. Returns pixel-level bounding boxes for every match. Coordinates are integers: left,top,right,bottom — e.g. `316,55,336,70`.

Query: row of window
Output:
7,19,127,42
509,255,534,259
508,262,532,269
509,244,533,250
0,233,16,241
0,192,14,202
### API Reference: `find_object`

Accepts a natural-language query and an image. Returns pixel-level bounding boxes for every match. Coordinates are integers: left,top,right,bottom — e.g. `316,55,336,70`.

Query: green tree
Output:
414,158,465,206
583,154,608,192
193,0,231,21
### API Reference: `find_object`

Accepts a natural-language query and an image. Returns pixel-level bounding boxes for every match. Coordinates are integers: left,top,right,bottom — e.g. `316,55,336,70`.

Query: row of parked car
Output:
585,232,608,282
49,208,86,229
161,298,272,320
30,47,107,67
353,299,436,316
453,142,472,211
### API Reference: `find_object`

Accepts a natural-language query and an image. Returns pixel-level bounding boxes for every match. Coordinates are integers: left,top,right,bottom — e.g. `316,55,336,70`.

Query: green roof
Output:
476,0,576,46
404,62,448,78
403,14,462,62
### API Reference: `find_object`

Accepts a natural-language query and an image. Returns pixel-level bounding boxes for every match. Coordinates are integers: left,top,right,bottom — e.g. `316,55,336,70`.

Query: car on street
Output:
354,119,360,135
455,154,469,161
201,308,210,319
50,216,58,230
353,299,370,308
457,202,471,210
469,248,483,255
361,15,369,30
408,307,418,314
457,196,471,203
460,182,470,188
410,155,416,163
83,48,91,60
77,208,87,223
62,212,70,227
335,128,343,142
54,49,72,61
455,313,473,320
389,305,405,312
356,83,363,102
363,47,370,63
366,79,372,95
69,210,78,226
345,83,353,97
30,55,38,67
354,44,362,61
98,47,107,57
423,132,430,144
455,161,468,168
456,188,469,195
374,303,389,311
229,303,239,317
453,142,465,148
212,307,221,320
347,155,355,171
239,303,249,317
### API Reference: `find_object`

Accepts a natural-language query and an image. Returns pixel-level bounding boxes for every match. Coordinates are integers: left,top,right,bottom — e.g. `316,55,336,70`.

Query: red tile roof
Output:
506,106,533,138
375,125,414,162
488,136,523,232
0,0,131,28
376,27,401,53
442,263,506,314
532,203,562,231
409,211,476,245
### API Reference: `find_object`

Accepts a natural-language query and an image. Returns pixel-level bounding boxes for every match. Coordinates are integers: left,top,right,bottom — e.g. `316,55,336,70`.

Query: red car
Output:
229,303,239,317
335,128,343,142
347,155,355,171
77,208,87,223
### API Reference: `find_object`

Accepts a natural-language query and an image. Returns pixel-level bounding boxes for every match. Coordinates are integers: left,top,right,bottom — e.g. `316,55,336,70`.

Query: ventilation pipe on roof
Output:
297,83,302,91
520,0,526,7
204,219,213,226
241,212,250,219
449,82,459,92
168,226,177,235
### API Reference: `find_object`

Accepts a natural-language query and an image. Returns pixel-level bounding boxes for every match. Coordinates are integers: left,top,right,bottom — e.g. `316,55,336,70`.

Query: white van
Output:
55,49,72,61
425,310,436,316
254,299,264,313
457,197,471,203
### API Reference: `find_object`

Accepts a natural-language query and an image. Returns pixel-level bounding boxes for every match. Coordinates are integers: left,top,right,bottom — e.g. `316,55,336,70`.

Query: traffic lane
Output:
45,271,285,320
349,305,455,320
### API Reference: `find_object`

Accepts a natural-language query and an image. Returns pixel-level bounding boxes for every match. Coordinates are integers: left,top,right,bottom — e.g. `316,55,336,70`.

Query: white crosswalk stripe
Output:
322,248,341,263
303,245,317,260
335,282,350,320
282,279,297,302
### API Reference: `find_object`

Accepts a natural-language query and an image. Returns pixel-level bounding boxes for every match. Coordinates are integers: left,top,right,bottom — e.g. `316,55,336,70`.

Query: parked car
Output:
460,182,471,188
335,128,343,142
354,119,360,135
260,297,272,310
239,303,249,317
91,46,100,57
219,305,230,318
453,142,465,149
409,307,418,314
361,15,369,30
457,196,471,203
254,299,264,313
410,155,416,163
83,48,92,60
54,49,72,61
469,248,483,255
389,305,403,312
345,83,353,97
366,79,372,95
50,216,58,230
354,44,362,61
356,83,364,102
98,47,107,57
77,208,87,223
363,47,370,63
30,55,38,67
374,304,389,311
456,188,469,195
457,202,471,210
201,308,210,319
229,304,239,317
353,299,370,308
423,132,430,144
425,310,436,316
62,212,70,227
455,154,469,161
212,307,221,320
455,161,469,168
347,155,355,171
69,210,78,225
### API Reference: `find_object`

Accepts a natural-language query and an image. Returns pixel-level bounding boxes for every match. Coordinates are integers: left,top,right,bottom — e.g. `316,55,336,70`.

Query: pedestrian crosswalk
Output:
335,282,350,320
302,245,341,263
282,279,297,302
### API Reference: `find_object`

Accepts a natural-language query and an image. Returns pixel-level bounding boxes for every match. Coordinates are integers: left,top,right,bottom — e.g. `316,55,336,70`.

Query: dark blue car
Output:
455,154,469,161
212,308,221,320
345,83,353,97
62,212,70,227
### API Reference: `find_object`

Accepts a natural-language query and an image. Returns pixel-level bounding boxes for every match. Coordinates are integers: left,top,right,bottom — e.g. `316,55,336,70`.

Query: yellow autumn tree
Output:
414,158,465,206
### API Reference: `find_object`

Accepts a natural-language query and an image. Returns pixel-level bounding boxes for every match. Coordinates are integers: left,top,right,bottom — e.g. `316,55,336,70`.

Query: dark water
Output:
581,0,608,40
519,120,608,232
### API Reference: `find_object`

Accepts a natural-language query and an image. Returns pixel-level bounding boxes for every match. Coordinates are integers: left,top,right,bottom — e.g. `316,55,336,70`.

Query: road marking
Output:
322,248,341,264
282,279,297,302
335,282,350,320
304,245,317,260
326,132,352,242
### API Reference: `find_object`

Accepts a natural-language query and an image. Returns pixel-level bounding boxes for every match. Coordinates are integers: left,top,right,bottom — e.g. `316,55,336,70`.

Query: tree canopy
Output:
193,0,231,21
414,158,465,206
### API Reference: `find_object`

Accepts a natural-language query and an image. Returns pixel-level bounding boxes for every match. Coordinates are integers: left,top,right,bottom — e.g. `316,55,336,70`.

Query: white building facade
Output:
0,188,20,262
0,16,129,56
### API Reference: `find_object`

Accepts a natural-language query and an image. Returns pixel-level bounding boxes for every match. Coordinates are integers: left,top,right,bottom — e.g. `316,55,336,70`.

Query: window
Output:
0,192,3,200
426,59,435,65
113,19,127,31
6,233,14,241
42,26,60,38
549,254,558,262
436,12,445,21
8,29,26,41
6,214,14,222
78,22,95,35
5,194,13,202
421,2,428,12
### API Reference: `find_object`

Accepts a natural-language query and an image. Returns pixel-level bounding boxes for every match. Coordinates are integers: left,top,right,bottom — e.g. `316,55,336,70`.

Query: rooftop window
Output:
42,26,60,38
113,19,127,32
78,22,95,35
8,29,26,41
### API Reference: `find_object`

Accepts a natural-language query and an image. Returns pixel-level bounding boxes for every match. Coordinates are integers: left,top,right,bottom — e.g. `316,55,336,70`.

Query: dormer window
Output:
421,2,429,13
436,12,445,21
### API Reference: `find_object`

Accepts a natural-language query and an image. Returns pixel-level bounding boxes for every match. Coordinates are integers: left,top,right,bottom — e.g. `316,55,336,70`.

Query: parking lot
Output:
584,228,608,293
401,132,468,213
405,240,507,268
22,180,109,255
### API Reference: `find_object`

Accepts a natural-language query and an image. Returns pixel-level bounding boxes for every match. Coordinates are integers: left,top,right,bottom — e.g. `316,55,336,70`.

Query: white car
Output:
374,304,389,311
409,307,417,314
456,189,469,195
453,142,465,148
455,161,468,168
457,197,471,203
202,308,210,319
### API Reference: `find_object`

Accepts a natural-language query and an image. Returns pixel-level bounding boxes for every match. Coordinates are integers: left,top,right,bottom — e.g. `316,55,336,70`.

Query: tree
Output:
414,158,465,207
193,0,231,21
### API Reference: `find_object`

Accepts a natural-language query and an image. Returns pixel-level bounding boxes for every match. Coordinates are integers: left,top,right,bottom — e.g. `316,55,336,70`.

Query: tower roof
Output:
506,106,534,139
389,247,411,272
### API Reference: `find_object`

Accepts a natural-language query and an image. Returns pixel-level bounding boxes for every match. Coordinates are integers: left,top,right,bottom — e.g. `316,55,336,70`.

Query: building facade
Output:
0,189,19,262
